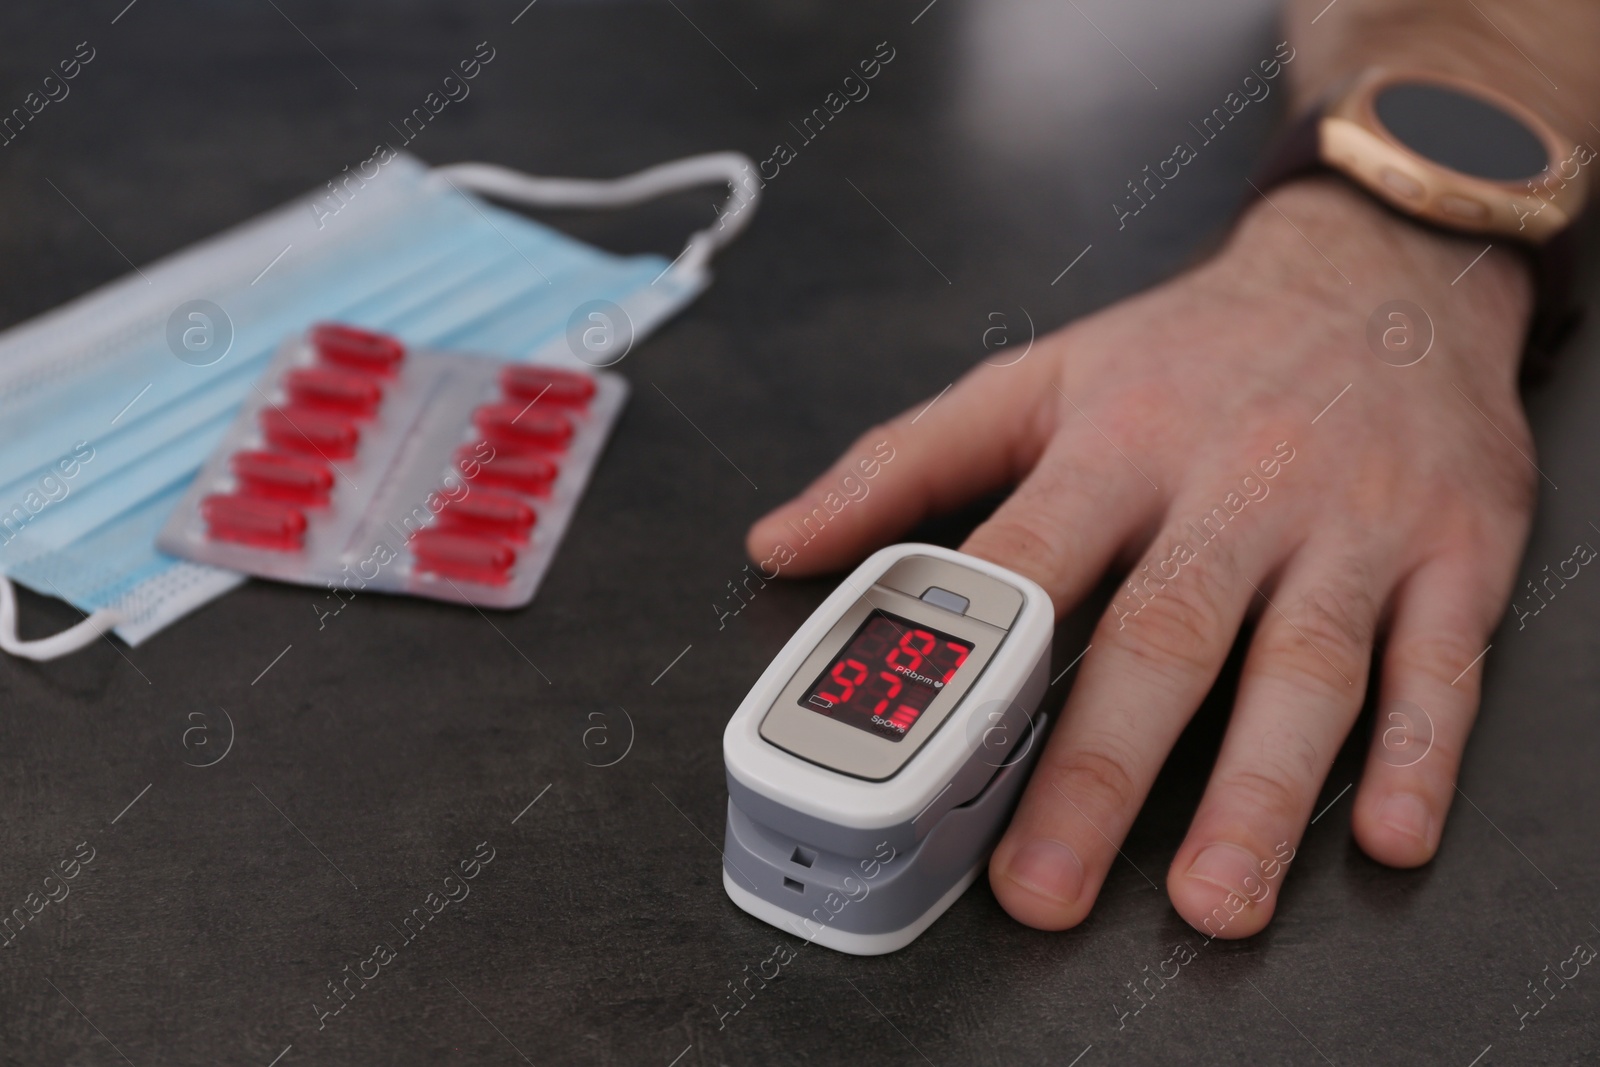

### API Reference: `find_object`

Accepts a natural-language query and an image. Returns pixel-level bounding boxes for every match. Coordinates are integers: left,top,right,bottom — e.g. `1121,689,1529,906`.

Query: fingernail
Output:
1185,842,1261,898
1377,792,1434,846
1005,839,1085,904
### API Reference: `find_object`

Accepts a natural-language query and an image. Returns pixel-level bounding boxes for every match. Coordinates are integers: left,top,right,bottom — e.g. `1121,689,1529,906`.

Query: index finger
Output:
745,358,1057,576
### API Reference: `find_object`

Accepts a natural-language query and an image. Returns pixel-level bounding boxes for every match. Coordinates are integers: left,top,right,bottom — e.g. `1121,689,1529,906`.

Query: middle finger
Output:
989,482,1290,929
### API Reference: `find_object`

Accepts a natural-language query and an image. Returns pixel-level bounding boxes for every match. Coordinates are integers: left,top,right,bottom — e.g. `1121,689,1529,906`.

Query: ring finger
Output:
1166,543,1396,937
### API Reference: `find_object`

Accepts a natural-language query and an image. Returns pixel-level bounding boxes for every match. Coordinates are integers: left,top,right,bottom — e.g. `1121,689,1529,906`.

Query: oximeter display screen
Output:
801,610,973,741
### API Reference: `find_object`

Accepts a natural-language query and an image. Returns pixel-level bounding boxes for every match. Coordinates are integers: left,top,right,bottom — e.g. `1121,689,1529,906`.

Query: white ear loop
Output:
432,151,760,279
0,574,125,661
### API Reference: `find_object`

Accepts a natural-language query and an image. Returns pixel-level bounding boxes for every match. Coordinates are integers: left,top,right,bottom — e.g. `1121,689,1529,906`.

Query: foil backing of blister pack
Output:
156,325,626,609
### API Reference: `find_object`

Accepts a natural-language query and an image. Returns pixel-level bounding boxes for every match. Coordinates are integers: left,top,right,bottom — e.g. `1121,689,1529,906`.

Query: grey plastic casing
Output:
721,544,1054,954
723,711,1049,944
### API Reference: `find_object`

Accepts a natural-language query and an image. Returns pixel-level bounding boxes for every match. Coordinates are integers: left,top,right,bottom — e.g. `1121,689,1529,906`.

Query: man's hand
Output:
745,176,1536,936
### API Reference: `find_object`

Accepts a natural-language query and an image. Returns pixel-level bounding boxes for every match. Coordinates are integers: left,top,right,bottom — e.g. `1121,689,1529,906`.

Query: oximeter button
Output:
500,365,596,407
472,402,574,450
411,529,517,585
439,488,536,540
920,586,971,615
261,406,360,459
202,492,307,550
311,322,406,376
232,450,333,505
285,367,383,417
457,445,559,495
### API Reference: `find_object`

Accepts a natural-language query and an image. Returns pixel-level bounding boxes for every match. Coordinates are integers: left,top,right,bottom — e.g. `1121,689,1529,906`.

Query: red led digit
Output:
261,406,359,459
411,529,517,585
438,488,536,541
886,627,937,674
472,402,574,451
820,658,868,706
500,365,596,407
285,366,383,417
311,323,405,376
939,640,971,683
231,450,333,506
870,671,904,717
202,492,307,550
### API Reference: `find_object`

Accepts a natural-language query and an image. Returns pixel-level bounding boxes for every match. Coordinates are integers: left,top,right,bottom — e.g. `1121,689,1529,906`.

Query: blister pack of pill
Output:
157,323,625,609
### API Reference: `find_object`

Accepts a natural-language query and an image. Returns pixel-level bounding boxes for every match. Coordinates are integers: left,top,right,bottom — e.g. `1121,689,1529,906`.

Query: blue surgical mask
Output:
0,151,759,659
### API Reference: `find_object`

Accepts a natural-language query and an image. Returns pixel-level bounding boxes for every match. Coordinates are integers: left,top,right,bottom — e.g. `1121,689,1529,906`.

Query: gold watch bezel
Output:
1320,68,1588,244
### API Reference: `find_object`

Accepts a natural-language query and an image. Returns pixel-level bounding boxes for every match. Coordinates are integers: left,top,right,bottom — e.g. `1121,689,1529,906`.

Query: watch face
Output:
1374,82,1549,181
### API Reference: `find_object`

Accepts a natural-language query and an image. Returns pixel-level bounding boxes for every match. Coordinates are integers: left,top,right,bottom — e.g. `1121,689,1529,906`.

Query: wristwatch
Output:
1253,68,1592,366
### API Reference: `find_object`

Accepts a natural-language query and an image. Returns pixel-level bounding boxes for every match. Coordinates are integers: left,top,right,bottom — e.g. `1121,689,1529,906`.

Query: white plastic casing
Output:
722,543,1054,836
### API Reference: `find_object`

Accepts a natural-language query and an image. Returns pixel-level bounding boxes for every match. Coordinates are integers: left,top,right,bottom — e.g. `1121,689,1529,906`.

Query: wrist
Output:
1221,176,1533,373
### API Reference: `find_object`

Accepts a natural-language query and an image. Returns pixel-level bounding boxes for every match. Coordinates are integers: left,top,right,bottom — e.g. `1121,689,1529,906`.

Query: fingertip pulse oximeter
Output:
722,543,1054,955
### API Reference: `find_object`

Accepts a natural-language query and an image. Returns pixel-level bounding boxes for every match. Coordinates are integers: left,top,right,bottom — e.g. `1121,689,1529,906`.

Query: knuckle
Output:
1253,580,1374,696
1217,766,1307,822
1268,724,1326,786
1368,712,1463,784
1044,740,1142,816
1302,566,1379,646
1388,631,1487,692
1103,560,1230,684
1409,729,1462,777
965,512,1064,586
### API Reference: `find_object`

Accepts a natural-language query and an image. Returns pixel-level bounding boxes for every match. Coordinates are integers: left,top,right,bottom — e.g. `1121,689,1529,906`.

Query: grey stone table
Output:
0,1,1594,1064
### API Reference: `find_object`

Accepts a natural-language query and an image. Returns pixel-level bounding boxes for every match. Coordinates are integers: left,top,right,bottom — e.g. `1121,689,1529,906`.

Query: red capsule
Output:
232,450,333,506
311,322,405,376
411,529,516,585
438,488,536,541
500,364,596,407
260,406,359,459
472,402,572,451
202,493,307,550
456,444,558,495
285,366,383,417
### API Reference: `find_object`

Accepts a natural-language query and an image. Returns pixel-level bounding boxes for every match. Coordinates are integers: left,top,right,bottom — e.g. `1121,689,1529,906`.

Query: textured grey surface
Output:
0,1,1596,1064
